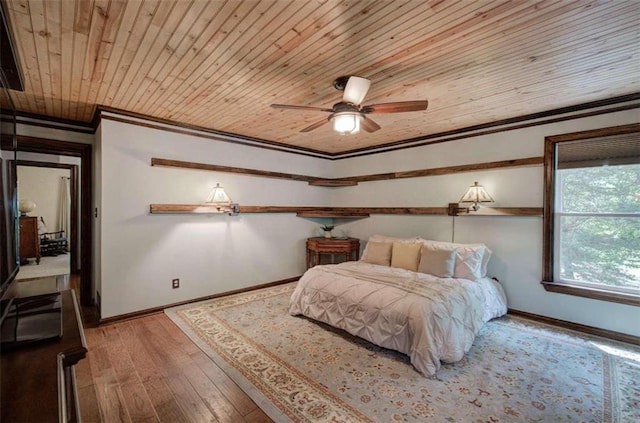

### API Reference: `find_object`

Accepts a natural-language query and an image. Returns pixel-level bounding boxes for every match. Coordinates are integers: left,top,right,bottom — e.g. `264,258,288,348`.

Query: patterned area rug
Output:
165,282,640,423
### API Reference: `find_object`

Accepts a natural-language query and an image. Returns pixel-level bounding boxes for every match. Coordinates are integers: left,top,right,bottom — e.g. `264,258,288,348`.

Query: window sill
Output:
541,281,640,307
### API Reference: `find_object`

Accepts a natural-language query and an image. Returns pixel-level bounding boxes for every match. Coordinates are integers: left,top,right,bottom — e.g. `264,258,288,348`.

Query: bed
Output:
289,235,508,377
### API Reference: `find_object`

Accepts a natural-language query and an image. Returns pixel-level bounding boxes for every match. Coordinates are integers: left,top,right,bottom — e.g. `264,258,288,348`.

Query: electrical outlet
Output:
172,278,180,289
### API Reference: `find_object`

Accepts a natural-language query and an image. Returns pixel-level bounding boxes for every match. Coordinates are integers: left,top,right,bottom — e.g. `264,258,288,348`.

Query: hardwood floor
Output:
75,312,273,423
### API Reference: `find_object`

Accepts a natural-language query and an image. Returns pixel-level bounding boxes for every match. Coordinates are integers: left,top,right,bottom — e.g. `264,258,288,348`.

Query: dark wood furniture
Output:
19,215,40,264
1,289,87,422
306,237,360,268
41,230,69,256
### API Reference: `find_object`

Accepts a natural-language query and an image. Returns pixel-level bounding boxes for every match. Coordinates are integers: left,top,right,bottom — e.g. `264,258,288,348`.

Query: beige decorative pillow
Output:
418,245,456,278
390,242,422,272
360,241,393,266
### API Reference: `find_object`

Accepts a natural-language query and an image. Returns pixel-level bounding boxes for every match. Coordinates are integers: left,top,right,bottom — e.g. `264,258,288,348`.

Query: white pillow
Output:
418,245,456,278
360,241,392,266
479,246,492,277
419,239,490,281
453,246,486,281
390,242,422,272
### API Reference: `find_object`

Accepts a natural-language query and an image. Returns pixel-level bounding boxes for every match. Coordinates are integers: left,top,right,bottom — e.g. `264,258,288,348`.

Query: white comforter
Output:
289,261,507,377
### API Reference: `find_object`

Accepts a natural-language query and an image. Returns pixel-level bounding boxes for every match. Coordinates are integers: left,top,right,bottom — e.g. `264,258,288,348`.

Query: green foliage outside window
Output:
558,164,640,290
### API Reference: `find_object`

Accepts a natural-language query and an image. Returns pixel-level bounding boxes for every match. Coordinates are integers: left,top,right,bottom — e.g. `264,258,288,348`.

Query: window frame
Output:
542,123,640,307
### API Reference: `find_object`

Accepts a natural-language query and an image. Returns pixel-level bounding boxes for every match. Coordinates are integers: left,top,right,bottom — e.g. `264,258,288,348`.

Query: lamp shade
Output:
332,112,361,135
18,199,36,215
206,183,232,209
342,76,371,105
459,181,493,210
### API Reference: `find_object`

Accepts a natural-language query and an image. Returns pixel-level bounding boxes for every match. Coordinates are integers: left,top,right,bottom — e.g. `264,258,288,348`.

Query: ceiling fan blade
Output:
271,104,333,113
362,100,428,114
300,118,329,133
342,76,371,105
361,116,381,133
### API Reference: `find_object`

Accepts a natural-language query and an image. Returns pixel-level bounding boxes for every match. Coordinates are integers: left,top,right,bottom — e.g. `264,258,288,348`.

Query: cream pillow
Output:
390,242,422,272
418,245,456,278
360,241,393,266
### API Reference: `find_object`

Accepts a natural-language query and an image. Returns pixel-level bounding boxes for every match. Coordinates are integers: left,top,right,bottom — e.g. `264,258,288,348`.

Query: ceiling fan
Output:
270,76,428,135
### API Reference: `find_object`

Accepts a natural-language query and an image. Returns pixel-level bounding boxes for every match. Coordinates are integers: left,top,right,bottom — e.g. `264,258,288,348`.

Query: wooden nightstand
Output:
306,237,360,268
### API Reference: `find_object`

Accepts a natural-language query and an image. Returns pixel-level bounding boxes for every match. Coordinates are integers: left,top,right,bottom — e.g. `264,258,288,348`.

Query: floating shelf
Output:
307,180,358,187
296,211,370,218
467,207,542,216
150,156,543,187
150,204,542,217
149,204,230,214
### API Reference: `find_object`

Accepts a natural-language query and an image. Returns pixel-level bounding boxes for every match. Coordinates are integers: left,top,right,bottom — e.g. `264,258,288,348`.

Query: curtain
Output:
57,176,70,250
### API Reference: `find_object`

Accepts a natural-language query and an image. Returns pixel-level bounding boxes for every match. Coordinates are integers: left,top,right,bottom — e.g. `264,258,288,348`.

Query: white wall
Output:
331,107,640,337
9,106,639,337
97,118,333,318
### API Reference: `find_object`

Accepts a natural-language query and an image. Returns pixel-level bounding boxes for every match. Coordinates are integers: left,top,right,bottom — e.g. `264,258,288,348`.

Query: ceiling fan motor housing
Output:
333,76,351,91
332,101,360,113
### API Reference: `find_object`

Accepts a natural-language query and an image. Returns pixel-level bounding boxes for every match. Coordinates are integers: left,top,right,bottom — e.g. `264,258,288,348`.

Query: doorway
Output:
15,161,78,281
12,136,93,307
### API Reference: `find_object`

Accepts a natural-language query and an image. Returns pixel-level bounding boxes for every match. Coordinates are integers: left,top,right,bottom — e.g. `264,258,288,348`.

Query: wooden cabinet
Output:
306,237,360,268
19,216,40,264
1,290,87,422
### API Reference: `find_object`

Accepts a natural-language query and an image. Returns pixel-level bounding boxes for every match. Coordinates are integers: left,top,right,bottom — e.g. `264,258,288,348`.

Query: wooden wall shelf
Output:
332,157,544,184
150,157,543,218
297,211,370,218
151,158,322,183
308,180,359,187
150,204,542,217
149,204,233,214
467,207,542,216
151,156,542,187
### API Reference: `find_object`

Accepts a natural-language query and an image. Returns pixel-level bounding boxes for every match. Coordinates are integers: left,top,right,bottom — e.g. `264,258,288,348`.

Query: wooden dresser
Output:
19,216,40,264
1,290,87,422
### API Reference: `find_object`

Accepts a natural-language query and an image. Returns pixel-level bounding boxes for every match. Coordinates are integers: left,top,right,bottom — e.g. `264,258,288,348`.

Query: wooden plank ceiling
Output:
2,0,639,154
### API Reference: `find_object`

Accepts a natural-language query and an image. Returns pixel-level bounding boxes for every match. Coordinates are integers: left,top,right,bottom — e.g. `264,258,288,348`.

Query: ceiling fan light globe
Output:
332,112,361,135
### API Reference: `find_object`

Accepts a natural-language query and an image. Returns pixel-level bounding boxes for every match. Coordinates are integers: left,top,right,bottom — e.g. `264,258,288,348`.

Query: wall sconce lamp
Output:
448,181,494,216
206,183,240,216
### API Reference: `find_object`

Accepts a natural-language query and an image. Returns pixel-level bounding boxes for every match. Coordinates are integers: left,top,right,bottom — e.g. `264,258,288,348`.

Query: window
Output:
543,124,640,306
